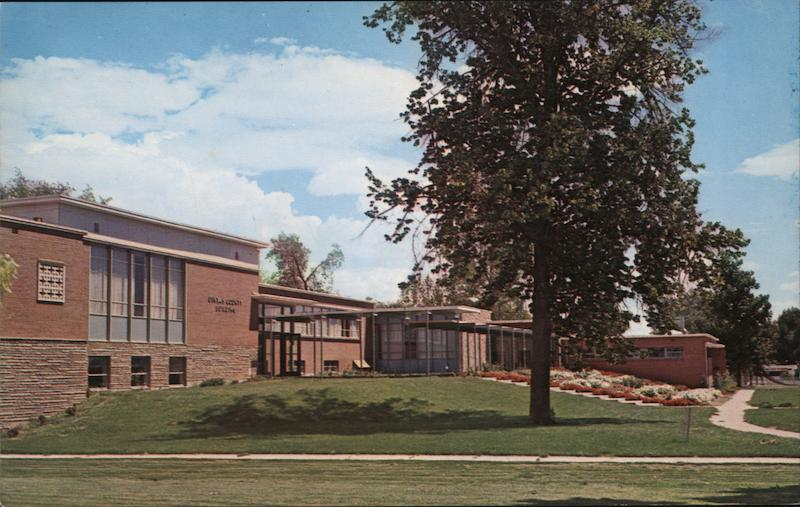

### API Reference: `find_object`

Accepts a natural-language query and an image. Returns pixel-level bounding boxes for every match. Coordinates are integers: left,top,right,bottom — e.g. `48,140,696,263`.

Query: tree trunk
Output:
529,244,553,425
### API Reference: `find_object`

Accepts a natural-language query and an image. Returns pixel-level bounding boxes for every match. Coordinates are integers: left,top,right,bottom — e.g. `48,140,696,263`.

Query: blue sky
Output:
1,1,797,315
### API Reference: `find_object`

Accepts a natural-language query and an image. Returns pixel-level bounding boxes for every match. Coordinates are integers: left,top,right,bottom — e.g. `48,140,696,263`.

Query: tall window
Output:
132,253,147,317
150,255,167,342
110,248,129,341
131,356,150,387
168,259,185,343
89,246,109,340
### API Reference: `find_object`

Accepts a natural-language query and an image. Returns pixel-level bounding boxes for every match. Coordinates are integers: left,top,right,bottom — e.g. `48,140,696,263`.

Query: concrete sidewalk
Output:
710,389,800,440
2,453,798,464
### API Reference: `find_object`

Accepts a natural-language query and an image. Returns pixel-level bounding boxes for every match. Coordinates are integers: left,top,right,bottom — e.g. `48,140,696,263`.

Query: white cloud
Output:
778,271,799,293
0,46,421,301
268,36,298,46
735,138,800,180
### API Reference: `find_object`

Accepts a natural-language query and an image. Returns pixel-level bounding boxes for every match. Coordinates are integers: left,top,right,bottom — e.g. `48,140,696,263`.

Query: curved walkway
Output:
1,453,797,464
710,389,800,440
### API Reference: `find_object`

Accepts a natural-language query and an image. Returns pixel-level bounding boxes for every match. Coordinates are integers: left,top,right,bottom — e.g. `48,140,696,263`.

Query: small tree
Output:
0,254,18,304
264,233,344,293
364,1,744,424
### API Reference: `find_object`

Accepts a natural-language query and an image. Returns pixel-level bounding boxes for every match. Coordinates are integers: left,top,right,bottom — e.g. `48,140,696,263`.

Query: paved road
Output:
2,453,798,464
710,389,800,440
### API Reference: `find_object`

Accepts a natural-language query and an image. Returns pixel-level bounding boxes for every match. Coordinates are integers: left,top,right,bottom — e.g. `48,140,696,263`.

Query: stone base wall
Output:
0,339,88,428
86,342,256,388
0,339,256,428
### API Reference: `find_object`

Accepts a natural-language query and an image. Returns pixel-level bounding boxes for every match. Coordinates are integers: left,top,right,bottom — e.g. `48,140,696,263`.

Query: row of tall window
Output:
90,245,185,342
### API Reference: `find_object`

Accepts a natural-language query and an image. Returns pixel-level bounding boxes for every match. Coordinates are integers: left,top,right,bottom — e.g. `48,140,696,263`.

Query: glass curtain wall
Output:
89,245,185,343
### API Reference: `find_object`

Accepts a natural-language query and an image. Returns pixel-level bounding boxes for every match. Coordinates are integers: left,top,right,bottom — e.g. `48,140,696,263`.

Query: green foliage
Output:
0,253,19,304
773,307,800,364
665,252,775,384
364,1,744,422
263,233,344,293
199,378,226,387
0,168,111,204
713,373,737,392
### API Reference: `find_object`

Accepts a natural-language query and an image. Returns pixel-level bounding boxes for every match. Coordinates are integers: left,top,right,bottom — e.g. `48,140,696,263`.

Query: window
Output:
294,360,306,375
168,259,185,343
665,347,684,359
342,319,352,337
88,356,110,388
323,360,339,373
37,260,66,303
168,357,186,385
89,246,109,340
634,347,684,359
110,248,129,317
132,253,147,318
131,356,150,387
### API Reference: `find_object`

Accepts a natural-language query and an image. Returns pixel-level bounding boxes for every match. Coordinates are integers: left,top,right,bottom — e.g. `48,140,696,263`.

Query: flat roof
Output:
0,195,268,248
86,232,259,273
0,213,87,237
258,283,375,306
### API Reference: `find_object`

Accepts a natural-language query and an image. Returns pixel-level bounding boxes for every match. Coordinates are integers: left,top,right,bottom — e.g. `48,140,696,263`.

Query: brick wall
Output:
297,338,362,375
0,225,90,340
0,339,88,427
585,336,714,387
185,262,259,347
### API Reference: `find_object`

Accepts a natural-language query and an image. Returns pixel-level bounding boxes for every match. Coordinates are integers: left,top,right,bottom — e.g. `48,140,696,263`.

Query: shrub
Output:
777,402,793,408
661,398,696,406
65,406,77,416
620,375,644,388
713,373,737,392
199,378,225,387
36,415,47,425
5,427,19,438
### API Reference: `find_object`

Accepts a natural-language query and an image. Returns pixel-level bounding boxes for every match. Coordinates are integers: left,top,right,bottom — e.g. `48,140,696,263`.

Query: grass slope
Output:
745,388,800,433
2,377,799,456
2,460,799,506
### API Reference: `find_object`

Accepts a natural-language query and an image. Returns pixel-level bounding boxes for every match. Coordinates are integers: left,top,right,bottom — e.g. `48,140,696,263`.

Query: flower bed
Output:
482,367,721,406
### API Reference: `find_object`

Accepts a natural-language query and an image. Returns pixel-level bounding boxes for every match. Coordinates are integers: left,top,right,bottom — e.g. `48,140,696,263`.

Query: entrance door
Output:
280,332,303,376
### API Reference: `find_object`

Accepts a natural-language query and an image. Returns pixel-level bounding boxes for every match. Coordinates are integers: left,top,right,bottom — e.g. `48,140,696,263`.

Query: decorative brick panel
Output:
0,339,88,427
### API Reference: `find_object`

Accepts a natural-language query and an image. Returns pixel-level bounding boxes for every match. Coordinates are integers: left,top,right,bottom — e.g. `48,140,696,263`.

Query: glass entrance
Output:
280,331,303,376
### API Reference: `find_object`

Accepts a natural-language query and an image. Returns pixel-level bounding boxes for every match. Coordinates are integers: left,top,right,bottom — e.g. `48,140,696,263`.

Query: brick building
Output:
0,195,725,427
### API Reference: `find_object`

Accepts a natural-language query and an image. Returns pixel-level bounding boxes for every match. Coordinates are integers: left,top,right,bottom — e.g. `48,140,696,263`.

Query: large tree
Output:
773,307,800,365
263,233,344,293
364,1,744,424
0,168,112,204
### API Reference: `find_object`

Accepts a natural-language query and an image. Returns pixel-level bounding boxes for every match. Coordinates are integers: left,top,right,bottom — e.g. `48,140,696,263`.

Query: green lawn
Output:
1,460,798,506
746,388,800,433
2,377,799,456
